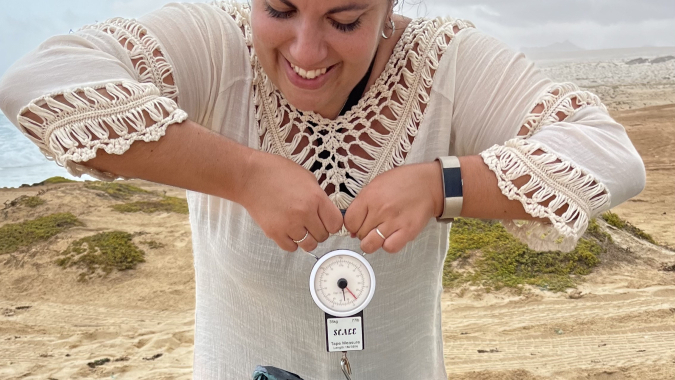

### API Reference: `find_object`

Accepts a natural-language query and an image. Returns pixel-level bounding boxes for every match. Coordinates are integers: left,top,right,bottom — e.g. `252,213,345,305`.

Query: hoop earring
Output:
381,18,395,39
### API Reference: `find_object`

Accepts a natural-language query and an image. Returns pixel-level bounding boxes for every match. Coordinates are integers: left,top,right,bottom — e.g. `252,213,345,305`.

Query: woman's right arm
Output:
84,117,343,253
0,3,342,251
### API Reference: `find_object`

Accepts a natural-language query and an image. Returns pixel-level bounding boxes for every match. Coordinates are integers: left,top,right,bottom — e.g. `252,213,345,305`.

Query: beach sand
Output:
1,48,674,379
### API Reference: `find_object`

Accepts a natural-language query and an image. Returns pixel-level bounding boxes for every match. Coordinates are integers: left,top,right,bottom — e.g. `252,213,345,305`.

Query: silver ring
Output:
375,227,386,240
293,231,309,244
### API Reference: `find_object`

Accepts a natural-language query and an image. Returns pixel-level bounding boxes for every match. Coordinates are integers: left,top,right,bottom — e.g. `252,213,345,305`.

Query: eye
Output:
330,18,362,33
265,3,294,19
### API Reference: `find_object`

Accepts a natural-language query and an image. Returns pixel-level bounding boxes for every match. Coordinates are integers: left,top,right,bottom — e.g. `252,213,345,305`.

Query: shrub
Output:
445,218,603,292
0,213,82,255
112,196,189,214
602,211,657,245
84,182,149,200
56,231,146,280
41,176,76,185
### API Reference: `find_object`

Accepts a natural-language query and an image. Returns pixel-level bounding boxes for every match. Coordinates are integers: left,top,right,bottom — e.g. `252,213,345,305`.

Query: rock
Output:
143,353,163,361
87,358,111,368
650,56,675,64
660,263,675,272
1,309,15,317
477,348,501,353
626,58,649,65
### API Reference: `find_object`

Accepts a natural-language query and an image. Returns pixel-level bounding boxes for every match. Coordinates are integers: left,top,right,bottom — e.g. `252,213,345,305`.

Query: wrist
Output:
426,161,445,218
229,146,260,207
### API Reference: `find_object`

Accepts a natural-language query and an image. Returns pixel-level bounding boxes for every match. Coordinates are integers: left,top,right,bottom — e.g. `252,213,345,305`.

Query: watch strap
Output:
436,156,463,220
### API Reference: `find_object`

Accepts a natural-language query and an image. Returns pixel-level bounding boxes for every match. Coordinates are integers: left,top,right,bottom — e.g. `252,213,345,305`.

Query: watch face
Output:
309,250,376,317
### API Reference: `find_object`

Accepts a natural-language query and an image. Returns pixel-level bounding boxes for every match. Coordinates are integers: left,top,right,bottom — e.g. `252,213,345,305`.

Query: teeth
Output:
291,63,328,80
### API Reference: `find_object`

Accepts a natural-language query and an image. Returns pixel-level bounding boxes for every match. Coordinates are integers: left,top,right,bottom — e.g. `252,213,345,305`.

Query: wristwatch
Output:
436,156,463,220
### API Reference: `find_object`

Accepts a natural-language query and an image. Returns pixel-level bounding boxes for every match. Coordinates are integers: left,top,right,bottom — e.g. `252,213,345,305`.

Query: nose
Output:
288,19,328,68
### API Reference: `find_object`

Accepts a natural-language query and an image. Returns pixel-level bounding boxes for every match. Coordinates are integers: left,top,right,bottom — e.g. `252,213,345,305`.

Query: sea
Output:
0,111,88,188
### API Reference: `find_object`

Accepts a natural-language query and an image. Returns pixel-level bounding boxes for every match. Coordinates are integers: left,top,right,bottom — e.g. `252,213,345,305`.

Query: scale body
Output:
308,249,376,353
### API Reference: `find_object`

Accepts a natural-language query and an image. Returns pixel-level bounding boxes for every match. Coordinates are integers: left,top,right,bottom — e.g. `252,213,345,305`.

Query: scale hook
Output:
340,351,352,380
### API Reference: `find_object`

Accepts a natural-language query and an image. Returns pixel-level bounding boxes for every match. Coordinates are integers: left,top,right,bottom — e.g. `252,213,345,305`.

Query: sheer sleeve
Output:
0,2,249,181
450,28,646,252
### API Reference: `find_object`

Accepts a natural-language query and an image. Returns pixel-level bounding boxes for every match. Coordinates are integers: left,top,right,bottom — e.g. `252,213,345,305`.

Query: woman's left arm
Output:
345,26,646,254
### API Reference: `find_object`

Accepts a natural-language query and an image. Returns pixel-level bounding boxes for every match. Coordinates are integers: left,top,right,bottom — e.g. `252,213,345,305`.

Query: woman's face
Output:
250,0,391,119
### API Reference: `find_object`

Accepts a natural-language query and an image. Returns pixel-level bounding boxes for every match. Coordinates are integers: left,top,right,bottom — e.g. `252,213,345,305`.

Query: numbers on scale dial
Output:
314,256,371,313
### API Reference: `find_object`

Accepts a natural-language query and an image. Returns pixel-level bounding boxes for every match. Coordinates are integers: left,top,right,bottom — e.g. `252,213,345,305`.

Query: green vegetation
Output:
84,181,149,200
0,213,82,255
112,196,189,215
56,231,146,281
141,240,166,249
602,211,626,229
444,218,603,292
20,196,46,208
624,224,658,245
586,218,613,243
21,176,76,187
4,195,46,209
41,176,76,185
601,211,657,245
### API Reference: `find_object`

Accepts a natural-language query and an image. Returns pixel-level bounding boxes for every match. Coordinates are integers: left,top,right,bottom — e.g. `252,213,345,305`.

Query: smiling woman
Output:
0,0,645,378
251,0,395,118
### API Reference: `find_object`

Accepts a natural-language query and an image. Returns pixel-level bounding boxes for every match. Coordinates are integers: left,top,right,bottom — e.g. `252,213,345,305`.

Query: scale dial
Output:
309,249,376,317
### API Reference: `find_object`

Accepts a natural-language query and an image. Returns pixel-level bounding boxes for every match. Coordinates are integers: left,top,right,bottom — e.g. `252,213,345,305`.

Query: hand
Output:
236,150,344,252
344,162,444,254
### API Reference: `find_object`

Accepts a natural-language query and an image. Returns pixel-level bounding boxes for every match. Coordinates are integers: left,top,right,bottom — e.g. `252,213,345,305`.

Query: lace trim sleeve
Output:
17,81,188,180
81,18,179,100
12,16,187,181
480,83,611,252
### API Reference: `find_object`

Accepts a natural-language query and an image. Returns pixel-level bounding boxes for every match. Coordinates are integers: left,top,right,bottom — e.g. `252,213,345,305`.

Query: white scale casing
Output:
309,249,376,318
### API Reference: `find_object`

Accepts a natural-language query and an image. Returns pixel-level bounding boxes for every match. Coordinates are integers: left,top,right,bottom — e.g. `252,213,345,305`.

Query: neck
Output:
333,49,378,118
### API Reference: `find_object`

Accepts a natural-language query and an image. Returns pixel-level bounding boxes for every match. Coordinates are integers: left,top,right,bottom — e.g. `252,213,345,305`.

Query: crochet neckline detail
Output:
216,1,474,214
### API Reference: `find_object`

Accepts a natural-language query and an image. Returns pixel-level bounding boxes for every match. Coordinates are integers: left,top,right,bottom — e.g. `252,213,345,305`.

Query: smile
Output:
284,57,337,91
290,62,328,80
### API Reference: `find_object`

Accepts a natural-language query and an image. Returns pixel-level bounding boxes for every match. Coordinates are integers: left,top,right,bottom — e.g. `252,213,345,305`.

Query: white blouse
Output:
0,2,645,379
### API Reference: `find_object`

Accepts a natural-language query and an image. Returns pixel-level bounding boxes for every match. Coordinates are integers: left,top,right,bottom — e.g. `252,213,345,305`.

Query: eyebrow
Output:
276,0,369,14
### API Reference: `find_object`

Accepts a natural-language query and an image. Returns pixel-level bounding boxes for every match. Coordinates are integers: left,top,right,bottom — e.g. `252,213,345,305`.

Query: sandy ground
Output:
1,48,675,379
0,182,195,379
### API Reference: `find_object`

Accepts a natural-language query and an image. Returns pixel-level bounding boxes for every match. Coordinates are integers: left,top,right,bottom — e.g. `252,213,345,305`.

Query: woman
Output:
0,0,645,378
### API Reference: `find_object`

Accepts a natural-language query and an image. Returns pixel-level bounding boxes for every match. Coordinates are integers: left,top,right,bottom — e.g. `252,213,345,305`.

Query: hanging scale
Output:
303,247,376,380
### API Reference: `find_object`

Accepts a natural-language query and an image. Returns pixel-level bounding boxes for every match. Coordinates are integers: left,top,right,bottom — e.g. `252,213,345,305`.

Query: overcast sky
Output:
1,0,674,77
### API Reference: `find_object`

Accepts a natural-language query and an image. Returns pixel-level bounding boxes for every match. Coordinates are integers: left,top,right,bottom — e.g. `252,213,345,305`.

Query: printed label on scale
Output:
325,312,364,352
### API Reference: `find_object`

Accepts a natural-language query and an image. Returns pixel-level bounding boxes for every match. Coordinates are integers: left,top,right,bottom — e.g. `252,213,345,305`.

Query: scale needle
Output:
346,287,357,300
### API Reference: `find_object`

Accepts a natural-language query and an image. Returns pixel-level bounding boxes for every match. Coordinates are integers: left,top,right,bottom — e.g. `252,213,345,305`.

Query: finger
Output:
277,235,299,252
356,208,381,241
318,198,344,234
296,232,319,253
288,230,318,253
360,223,393,254
343,198,367,235
381,228,409,254
306,211,330,243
